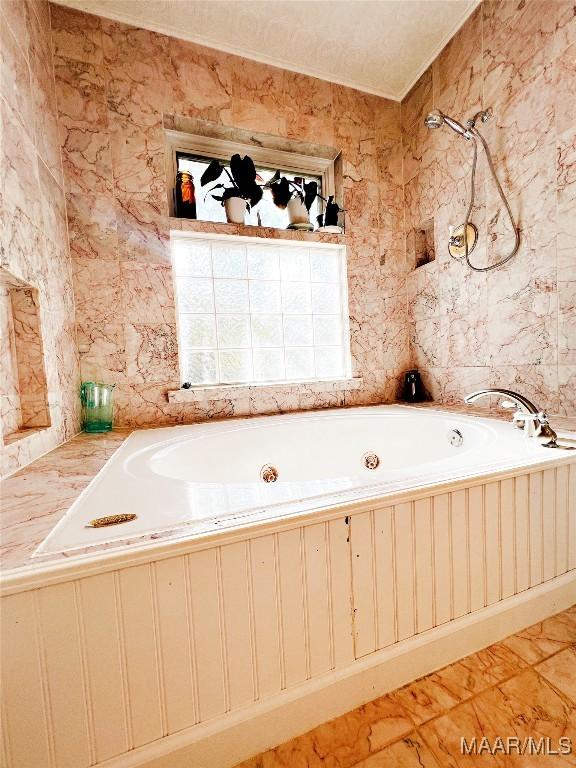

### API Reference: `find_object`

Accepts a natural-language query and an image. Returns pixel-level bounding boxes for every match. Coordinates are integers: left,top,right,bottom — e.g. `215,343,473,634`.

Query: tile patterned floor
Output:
235,605,576,767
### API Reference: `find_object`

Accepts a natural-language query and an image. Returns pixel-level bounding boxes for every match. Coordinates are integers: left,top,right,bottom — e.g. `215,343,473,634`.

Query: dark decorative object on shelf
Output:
266,172,318,210
181,382,192,389
316,195,345,231
267,172,345,231
402,370,425,402
175,171,197,219
200,154,263,224
266,173,318,228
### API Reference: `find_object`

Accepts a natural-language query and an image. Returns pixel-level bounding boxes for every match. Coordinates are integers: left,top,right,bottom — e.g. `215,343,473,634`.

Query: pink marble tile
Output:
283,70,332,120
124,323,179,383
53,55,108,129
483,0,566,106
120,262,175,323
410,319,443,369
66,193,118,260
401,69,432,132
39,160,68,248
554,42,576,136
406,266,440,321
248,387,300,417
101,18,171,82
231,58,286,135
29,46,62,184
558,366,576,417
170,39,233,123
1,102,43,280
1,0,31,55
0,0,80,476
490,365,560,416
444,312,489,367
59,123,113,195
434,6,482,118
375,98,401,143
333,83,376,133
115,196,170,262
559,282,576,365
77,323,126,383
72,258,121,325
49,3,103,65
1,12,33,138
343,178,380,231
109,118,166,204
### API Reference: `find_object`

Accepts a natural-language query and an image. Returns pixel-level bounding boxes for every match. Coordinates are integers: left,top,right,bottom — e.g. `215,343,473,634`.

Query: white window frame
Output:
171,230,352,390
166,130,336,219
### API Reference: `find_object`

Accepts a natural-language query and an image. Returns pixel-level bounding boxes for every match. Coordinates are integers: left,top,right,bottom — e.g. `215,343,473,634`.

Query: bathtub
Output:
3,405,576,768
36,405,573,556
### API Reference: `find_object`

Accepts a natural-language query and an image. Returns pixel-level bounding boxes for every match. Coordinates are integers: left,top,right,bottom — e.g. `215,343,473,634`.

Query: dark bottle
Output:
175,171,197,219
403,370,425,402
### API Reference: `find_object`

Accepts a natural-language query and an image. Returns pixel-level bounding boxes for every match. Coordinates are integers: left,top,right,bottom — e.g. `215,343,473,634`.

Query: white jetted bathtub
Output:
4,405,576,768
36,405,574,556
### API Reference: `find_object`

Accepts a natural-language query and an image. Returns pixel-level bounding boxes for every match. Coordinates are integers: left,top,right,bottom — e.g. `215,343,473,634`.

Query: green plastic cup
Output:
81,382,115,433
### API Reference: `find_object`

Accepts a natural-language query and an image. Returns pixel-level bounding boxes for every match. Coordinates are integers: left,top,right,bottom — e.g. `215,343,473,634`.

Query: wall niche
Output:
407,217,435,269
0,270,50,444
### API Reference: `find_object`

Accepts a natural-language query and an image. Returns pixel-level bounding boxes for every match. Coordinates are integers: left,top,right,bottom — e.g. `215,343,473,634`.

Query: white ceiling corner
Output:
52,0,481,101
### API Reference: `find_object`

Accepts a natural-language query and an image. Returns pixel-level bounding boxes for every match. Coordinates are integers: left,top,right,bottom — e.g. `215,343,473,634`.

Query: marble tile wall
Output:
49,3,408,427
402,1,576,418
0,0,81,477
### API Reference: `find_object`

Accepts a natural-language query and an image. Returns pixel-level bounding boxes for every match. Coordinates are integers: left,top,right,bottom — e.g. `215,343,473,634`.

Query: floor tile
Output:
235,693,414,768
353,732,440,767
430,642,527,702
420,668,576,767
233,608,576,768
536,646,576,703
501,611,576,664
310,693,415,766
391,676,461,726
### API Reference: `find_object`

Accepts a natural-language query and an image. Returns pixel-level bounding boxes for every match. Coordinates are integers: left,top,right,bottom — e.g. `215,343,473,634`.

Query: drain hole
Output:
261,464,279,483
362,452,380,469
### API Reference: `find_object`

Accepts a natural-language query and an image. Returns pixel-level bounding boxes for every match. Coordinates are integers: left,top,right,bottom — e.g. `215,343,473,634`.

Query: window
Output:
165,128,336,227
176,152,323,229
172,233,351,387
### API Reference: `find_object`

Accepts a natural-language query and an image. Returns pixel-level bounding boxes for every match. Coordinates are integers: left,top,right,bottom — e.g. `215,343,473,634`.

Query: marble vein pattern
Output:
402,1,576,420
235,606,576,768
1,0,81,477
50,3,408,428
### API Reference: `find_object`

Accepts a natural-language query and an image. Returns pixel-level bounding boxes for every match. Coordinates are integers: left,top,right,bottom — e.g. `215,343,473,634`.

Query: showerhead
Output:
424,109,444,130
424,109,472,140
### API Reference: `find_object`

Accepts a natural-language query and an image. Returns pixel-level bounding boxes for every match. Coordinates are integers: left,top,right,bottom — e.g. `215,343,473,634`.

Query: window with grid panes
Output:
172,234,351,386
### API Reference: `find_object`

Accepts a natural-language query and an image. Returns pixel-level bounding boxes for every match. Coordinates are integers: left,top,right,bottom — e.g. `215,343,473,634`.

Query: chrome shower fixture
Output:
423,106,520,272
424,109,473,140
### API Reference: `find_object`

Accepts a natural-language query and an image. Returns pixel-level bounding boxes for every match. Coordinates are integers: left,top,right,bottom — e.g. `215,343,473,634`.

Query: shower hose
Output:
458,127,521,272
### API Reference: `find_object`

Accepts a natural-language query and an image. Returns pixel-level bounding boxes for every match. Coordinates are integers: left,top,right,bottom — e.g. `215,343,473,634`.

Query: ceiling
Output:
54,0,480,100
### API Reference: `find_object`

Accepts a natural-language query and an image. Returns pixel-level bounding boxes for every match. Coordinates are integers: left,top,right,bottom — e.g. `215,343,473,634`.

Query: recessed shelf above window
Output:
164,117,340,231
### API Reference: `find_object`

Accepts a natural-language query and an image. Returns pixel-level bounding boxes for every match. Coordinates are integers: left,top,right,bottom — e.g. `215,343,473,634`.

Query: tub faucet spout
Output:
464,388,558,447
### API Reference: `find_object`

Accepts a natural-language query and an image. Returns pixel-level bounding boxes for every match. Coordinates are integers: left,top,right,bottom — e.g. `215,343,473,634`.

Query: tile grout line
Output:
240,606,575,768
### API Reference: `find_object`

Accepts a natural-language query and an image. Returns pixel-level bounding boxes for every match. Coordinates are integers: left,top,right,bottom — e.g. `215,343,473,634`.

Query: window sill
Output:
170,217,346,245
167,378,362,404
